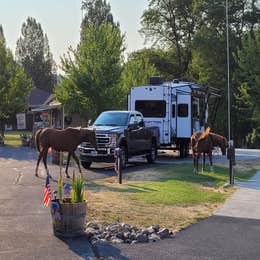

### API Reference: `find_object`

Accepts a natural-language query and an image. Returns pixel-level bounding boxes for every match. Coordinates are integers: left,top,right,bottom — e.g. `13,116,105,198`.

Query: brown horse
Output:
35,127,97,178
191,128,228,174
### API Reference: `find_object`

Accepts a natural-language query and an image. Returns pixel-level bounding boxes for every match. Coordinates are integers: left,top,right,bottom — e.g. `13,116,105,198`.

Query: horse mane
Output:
198,127,211,141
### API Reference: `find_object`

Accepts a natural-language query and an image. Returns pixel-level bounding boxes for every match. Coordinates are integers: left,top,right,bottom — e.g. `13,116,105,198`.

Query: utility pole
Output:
226,0,234,185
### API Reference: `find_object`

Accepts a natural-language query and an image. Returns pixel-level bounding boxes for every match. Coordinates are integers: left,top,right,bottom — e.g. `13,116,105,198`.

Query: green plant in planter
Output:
58,173,63,202
71,172,86,203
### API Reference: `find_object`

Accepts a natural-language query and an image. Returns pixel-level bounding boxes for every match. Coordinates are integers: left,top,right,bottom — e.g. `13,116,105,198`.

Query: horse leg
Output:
71,152,82,174
196,154,200,174
193,154,197,174
202,152,206,173
42,148,52,178
35,152,43,177
209,151,214,172
65,153,71,178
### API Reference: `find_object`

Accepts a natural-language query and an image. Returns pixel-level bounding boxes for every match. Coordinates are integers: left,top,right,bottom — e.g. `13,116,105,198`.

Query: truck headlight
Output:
110,133,118,147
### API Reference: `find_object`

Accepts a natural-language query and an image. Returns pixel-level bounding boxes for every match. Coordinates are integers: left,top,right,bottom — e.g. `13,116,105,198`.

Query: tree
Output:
234,30,260,147
0,25,4,40
128,48,187,80
188,0,260,135
15,17,56,92
140,0,196,76
56,23,125,120
120,52,158,108
0,27,33,136
81,0,117,29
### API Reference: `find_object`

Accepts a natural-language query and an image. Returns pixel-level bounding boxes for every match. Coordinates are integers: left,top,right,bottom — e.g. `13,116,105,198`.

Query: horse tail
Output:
198,127,211,141
34,129,43,152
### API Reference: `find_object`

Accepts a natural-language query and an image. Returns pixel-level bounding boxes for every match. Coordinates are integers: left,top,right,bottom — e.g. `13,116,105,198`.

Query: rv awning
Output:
31,102,61,112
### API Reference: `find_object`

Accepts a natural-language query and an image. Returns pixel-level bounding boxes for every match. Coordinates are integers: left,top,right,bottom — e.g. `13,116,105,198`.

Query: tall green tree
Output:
234,30,260,147
56,23,125,119
81,0,117,28
189,0,260,135
0,27,33,136
0,25,4,40
15,17,56,92
140,0,196,76
120,52,158,108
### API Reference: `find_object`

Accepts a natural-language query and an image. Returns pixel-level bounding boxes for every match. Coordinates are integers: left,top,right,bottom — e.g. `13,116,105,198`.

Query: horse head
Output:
221,137,228,155
80,128,98,150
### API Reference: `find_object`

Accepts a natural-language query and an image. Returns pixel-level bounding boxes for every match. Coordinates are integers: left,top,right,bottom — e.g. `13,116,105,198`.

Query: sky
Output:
0,0,149,71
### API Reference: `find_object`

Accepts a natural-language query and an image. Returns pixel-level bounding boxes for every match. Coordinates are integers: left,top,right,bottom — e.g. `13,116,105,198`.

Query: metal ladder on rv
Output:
162,84,171,145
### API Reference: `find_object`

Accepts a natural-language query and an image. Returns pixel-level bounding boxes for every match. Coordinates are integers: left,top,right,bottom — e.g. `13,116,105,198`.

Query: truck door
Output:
126,114,138,154
176,92,191,138
136,113,150,151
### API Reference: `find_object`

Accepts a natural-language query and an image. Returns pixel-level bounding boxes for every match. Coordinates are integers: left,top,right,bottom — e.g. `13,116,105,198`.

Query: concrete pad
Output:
216,171,260,220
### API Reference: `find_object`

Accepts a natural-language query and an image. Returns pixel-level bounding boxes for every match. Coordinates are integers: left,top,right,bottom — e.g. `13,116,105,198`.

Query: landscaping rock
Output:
136,233,149,243
87,222,173,245
158,228,171,239
149,233,161,242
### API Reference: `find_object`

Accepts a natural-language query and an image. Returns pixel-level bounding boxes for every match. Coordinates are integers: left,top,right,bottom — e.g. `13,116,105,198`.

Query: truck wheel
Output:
119,146,128,169
146,142,157,163
81,161,92,169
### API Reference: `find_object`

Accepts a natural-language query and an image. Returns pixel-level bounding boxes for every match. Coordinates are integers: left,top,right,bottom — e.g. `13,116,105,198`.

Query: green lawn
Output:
3,131,32,146
127,164,254,206
86,164,256,229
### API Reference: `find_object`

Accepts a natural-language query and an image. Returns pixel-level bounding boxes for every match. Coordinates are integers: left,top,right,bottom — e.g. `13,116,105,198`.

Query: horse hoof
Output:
35,173,38,177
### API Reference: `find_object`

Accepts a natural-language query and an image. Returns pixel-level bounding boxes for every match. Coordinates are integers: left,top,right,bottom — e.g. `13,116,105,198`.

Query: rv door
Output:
176,93,191,138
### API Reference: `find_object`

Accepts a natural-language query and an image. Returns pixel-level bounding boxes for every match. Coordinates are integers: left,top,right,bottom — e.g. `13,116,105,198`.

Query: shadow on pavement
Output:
58,235,129,260
93,240,130,260
0,146,37,161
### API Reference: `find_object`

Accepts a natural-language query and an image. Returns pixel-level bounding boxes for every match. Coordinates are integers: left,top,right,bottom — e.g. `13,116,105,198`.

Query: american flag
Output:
43,175,51,207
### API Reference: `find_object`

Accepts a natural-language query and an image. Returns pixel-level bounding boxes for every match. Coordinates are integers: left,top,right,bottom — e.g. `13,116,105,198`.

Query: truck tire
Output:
146,141,157,163
81,161,92,169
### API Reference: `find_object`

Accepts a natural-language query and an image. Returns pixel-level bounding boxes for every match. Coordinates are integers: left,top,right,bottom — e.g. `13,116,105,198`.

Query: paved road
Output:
0,146,95,260
0,146,260,259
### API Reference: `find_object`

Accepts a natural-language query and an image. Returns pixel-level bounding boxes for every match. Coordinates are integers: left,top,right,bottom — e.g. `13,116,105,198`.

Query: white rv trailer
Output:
128,77,220,157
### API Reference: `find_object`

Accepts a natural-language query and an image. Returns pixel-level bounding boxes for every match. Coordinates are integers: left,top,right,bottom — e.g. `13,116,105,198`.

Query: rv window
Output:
172,104,176,118
178,104,188,117
135,100,166,117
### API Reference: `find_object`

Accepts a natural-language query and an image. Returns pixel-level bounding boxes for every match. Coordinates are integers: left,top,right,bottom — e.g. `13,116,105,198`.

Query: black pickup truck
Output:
78,110,160,169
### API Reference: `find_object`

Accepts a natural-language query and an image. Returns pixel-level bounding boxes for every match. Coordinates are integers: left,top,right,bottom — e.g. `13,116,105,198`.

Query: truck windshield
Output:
94,112,129,126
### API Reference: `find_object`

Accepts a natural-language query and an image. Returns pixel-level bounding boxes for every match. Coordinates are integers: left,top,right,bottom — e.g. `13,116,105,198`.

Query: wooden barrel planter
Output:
51,200,87,237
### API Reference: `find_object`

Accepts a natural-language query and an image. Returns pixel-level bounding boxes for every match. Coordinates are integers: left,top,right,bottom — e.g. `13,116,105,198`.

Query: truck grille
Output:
81,133,110,149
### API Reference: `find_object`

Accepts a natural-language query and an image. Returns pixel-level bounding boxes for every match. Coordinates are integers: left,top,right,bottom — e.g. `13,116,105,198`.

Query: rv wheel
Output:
179,144,189,158
146,142,157,163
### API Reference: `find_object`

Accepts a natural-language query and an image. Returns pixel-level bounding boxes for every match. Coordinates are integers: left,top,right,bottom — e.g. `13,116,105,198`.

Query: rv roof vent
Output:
149,76,164,85
173,79,180,83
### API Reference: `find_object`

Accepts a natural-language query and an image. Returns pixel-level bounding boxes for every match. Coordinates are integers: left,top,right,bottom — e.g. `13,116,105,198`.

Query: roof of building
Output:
28,88,52,107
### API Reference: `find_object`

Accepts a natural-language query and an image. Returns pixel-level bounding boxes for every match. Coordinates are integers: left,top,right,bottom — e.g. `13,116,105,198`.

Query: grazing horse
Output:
35,127,97,178
191,128,228,174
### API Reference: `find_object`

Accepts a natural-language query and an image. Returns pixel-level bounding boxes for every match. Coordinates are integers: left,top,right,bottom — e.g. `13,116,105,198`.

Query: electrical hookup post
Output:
227,140,236,185
114,147,122,184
